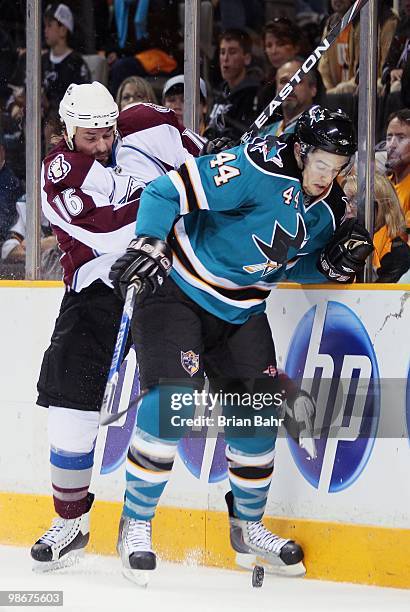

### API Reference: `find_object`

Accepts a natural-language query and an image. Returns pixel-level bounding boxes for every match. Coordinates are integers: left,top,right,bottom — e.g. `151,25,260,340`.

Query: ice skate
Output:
226,491,305,577
31,493,94,572
117,514,156,587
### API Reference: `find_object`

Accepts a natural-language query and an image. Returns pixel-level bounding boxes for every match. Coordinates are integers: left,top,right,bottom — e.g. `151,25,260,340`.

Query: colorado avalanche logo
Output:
181,350,200,377
246,136,287,170
48,153,71,183
114,176,144,209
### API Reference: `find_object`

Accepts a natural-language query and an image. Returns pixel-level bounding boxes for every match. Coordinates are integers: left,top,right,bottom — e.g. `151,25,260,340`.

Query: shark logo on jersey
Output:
244,214,307,276
309,105,326,125
114,176,145,210
247,137,287,169
48,154,71,183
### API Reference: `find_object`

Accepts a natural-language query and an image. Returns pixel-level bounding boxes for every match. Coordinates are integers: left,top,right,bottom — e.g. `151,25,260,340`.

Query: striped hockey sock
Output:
226,445,275,521
50,446,94,519
124,429,178,520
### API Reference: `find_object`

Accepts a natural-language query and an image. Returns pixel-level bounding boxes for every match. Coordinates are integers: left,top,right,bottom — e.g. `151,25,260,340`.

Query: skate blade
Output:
121,567,151,588
32,549,84,573
235,553,306,577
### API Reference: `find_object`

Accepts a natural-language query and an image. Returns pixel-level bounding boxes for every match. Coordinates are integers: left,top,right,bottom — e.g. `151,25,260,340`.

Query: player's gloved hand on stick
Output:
109,236,172,300
200,136,236,156
317,218,374,283
282,390,317,460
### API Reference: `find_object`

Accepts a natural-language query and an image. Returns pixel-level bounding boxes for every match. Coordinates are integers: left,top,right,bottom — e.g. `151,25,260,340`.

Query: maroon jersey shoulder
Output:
43,140,95,190
117,103,180,138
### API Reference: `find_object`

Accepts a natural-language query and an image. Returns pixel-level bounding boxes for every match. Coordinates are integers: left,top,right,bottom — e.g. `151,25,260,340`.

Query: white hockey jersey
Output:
40,103,204,290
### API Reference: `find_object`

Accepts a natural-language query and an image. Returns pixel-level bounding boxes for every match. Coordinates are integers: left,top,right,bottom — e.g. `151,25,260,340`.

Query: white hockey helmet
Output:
59,81,119,150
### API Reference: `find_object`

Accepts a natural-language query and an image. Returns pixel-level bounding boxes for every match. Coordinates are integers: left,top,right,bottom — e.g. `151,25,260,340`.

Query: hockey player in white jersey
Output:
31,81,204,571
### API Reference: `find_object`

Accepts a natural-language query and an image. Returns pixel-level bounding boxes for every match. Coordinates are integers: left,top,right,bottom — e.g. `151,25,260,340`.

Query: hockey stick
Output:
241,0,370,143
100,280,143,426
100,387,148,426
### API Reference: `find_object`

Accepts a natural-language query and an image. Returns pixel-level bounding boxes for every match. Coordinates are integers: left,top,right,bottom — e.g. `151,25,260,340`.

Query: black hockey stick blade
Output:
100,388,149,426
241,0,370,143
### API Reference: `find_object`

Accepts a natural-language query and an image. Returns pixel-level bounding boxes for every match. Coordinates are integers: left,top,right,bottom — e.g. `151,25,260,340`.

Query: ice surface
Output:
0,545,408,612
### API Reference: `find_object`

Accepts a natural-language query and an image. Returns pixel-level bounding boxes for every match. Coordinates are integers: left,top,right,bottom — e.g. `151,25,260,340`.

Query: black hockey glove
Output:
200,136,236,156
317,219,374,283
109,236,172,300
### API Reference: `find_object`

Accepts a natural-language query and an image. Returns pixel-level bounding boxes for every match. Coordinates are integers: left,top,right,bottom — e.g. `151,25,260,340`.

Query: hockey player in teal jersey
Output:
109,106,374,584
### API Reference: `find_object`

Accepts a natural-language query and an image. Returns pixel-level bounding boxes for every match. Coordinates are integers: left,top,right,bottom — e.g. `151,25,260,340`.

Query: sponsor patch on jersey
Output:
48,153,71,183
181,350,200,377
245,136,287,172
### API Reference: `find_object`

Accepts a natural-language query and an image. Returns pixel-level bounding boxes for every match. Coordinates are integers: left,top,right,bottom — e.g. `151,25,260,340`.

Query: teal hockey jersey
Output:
135,135,348,324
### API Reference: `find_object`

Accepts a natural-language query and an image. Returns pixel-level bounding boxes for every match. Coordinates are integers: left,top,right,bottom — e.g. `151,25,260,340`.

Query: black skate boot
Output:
225,491,305,576
31,493,94,572
117,514,156,587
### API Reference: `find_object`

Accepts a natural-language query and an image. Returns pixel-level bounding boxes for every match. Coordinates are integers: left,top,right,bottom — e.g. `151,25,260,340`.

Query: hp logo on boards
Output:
285,301,380,492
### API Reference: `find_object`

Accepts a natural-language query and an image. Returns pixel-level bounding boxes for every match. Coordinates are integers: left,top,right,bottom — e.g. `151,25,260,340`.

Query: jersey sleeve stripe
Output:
185,157,209,210
171,224,270,302
168,170,189,215
175,158,209,212
178,163,200,213
182,128,206,150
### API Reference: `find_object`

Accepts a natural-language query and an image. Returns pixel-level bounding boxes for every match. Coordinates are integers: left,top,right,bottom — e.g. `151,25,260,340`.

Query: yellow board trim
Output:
0,280,409,291
0,280,63,288
277,282,410,290
1,492,409,589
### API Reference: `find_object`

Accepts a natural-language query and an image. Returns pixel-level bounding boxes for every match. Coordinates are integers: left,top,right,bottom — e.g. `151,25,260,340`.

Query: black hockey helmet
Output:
296,105,357,157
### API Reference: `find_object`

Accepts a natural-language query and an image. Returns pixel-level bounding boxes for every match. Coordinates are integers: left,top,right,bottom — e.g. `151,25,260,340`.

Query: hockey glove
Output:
281,390,317,460
109,236,172,300
317,218,374,283
200,136,236,156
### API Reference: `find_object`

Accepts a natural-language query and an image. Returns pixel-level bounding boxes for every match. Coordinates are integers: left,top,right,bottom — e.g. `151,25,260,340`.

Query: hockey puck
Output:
252,565,264,588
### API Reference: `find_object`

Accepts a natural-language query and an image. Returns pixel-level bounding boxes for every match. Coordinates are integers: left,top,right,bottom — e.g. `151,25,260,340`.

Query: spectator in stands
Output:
259,59,318,137
116,76,157,111
344,173,410,282
162,75,208,135
7,3,91,159
1,193,62,279
205,29,260,141
320,0,398,95
257,19,307,112
216,0,265,33
9,4,91,118
318,0,354,93
0,25,17,106
0,131,22,248
381,0,410,95
385,109,410,238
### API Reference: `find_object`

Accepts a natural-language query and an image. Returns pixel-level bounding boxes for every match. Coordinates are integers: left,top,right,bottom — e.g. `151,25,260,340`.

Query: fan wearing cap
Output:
162,75,208,135
8,3,91,148
42,3,91,112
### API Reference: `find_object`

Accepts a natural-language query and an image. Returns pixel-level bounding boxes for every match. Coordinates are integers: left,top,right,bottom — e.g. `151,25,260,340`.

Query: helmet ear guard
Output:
59,82,119,150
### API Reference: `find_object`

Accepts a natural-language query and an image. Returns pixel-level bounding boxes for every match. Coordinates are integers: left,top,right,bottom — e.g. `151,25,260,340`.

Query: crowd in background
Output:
0,0,409,282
